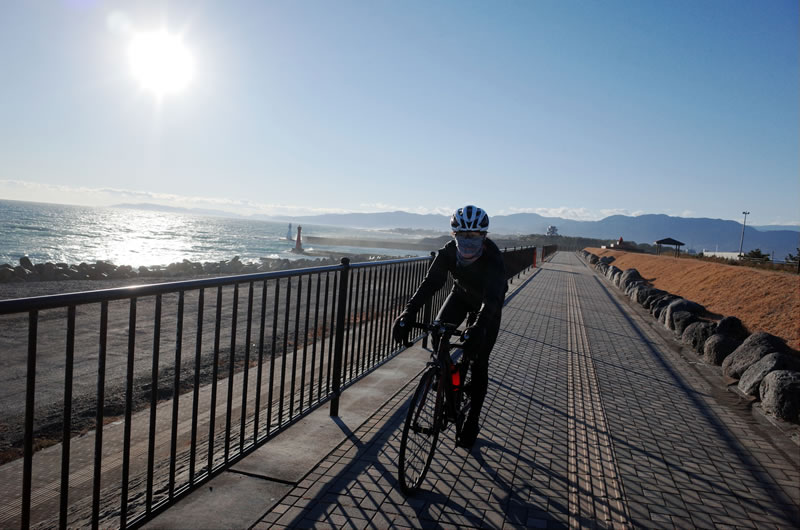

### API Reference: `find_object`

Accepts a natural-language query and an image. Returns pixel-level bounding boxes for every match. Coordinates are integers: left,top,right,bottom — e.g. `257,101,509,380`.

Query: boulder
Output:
94,260,117,275
759,370,800,422
166,261,191,276
14,265,34,281
631,286,663,306
628,284,649,304
624,280,644,297
65,266,86,279
703,334,742,365
739,353,800,397
682,321,717,353
722,332,789,380
715,316,748,341
34,262,57,281
672,311,699,335
588,255,599,265
643,291,669,310
88,266,107,280
663,298,704,330
651,295,678,320
619,269,643,290
606,265,621,280
0,265,16,282
19,256,35,271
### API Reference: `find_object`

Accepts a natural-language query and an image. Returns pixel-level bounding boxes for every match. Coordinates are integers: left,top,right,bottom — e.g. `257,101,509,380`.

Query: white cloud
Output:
357,202,452,216
0,180,353,217
0,181,459,218
599,208,646,218
499,206,646,221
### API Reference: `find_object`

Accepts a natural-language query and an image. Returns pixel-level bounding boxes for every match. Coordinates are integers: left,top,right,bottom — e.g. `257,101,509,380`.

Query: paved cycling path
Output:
150,251,799,529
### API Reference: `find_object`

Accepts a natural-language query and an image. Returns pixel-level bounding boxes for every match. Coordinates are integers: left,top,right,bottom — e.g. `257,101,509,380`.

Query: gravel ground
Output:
0,254,409,462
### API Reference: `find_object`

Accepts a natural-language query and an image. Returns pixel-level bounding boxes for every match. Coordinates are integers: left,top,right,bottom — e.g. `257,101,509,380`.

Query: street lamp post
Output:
738,211,750,256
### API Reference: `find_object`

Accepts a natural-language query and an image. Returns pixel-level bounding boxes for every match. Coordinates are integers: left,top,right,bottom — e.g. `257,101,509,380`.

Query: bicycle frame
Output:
410,321,467,424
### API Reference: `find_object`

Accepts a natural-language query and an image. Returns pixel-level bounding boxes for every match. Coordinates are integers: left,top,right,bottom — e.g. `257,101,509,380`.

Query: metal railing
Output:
0,246,535,529
542,245,558,260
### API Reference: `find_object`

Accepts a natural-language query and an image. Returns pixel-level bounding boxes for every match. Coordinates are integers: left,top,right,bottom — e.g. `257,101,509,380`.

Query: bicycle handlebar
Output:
399,320,468,348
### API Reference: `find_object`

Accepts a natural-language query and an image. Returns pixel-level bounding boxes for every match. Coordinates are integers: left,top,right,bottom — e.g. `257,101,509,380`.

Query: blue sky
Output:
1,0,797,224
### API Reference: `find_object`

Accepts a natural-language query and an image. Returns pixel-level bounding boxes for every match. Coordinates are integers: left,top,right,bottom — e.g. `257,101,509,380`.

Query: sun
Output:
128,30,194,97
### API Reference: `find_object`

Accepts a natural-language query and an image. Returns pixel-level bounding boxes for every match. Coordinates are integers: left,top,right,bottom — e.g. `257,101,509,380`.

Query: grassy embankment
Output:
585,248,799,350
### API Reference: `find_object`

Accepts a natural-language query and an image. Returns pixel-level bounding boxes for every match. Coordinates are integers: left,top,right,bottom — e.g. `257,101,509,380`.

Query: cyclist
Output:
392,205,506,449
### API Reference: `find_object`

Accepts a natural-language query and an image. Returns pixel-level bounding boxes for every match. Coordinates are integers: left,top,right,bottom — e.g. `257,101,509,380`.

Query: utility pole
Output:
738,211,750,256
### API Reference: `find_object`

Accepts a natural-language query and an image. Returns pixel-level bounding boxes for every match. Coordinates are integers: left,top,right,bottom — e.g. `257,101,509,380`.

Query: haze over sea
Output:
0,200,429,268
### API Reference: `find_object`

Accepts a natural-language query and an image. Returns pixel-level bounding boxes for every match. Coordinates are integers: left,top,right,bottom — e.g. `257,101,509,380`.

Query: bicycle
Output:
397,320,475,495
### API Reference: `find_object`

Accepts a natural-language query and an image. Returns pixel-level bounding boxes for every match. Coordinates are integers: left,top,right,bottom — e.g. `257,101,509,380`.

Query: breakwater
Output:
304,235,446,251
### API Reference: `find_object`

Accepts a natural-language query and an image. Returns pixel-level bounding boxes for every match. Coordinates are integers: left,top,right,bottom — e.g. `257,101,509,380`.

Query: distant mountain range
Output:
113,204,800,259
114,203,240,218
276,211,799,257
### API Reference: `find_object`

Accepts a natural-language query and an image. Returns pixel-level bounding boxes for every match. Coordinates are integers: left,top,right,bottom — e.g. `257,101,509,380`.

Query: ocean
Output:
0,199,429,268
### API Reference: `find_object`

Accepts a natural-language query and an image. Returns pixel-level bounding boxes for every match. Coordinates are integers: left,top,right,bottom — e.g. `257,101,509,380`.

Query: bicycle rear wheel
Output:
398,366,442,494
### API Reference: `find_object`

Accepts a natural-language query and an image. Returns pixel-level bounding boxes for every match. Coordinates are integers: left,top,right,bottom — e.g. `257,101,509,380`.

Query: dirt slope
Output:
585,248,799,350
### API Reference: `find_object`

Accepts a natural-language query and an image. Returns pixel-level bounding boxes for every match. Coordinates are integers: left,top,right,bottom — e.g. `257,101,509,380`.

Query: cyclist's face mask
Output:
454,232,485,265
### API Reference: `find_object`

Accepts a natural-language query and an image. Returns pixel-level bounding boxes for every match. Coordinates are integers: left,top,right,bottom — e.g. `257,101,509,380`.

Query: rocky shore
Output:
0,252,403,286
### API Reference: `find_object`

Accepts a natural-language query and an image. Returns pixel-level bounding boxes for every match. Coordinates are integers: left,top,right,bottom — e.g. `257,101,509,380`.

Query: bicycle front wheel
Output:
398,366,442,495
455,358,474,440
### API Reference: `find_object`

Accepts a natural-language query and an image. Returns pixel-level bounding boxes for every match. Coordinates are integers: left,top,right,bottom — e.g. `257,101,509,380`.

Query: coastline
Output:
0,252,409,300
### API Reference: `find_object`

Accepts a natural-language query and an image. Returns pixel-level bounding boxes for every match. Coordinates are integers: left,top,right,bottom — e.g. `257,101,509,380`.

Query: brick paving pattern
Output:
253,252,799,528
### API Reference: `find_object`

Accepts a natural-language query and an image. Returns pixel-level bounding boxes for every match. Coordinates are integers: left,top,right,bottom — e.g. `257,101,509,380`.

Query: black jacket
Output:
406,238,506,329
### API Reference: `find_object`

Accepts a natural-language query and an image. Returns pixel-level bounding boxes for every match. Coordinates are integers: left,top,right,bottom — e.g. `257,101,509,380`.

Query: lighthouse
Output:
291,225,304,253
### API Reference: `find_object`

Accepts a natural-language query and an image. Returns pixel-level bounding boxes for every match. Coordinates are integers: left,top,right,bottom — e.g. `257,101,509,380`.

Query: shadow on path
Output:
591,275,799,523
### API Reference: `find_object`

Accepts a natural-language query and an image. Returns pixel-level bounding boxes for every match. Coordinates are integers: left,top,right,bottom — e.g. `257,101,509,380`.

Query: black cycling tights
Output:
435,293,500,421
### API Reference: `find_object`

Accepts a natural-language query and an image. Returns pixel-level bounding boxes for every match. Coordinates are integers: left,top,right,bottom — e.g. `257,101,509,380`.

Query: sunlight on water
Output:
0,200,431,268
103,211,195,267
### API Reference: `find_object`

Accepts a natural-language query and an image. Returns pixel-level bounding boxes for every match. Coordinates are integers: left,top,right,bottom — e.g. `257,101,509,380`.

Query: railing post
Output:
330,258,350,417
421,252,435,349
533,246,537,268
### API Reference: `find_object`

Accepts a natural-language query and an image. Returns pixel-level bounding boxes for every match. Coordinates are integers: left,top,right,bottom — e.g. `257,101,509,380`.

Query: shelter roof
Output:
655,237,685,246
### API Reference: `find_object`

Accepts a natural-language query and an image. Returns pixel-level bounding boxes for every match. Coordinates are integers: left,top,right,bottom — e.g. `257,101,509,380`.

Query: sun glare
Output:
128,30,194,97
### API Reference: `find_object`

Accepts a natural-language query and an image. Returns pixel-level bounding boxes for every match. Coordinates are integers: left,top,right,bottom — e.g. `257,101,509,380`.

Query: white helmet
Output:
450,205,489,232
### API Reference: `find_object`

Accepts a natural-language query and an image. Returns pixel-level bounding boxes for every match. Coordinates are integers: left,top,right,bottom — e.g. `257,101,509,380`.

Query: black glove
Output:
462,325,486,352
392,310,415,345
